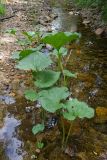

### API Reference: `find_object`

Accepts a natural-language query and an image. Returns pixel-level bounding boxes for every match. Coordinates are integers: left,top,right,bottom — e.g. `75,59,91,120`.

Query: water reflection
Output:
52,8,78,32
0,113,25,160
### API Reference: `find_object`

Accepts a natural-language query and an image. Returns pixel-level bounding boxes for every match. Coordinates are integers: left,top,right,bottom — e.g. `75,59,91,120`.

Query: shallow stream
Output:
0,0,107,159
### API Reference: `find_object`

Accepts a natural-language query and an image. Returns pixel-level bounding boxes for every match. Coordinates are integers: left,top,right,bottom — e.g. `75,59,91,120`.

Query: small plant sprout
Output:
32,123,45,135
62,98,94,148
36,141,44,149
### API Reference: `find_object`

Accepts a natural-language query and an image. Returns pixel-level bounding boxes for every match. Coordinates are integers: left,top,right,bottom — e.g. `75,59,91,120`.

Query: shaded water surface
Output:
51,2,107,108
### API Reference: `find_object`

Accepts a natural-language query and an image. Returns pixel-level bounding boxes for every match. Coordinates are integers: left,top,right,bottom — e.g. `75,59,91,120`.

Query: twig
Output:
64,49,72,67
0,14,15,21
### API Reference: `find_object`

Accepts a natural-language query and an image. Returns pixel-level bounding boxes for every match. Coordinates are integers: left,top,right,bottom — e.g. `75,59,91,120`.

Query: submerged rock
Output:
95,107,107,123
95,28,104,36
83,20,90,25
69,11,74,15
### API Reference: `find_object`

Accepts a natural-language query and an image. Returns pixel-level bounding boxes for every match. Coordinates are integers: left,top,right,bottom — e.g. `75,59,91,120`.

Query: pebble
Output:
35,149,40,153
46,44,53,50
46,117,58,129
95,107,107,123
83,20,90,25
25,106,34,113
0,52,3,60
95,28,104,36
69,11,74,15
50,13,58,19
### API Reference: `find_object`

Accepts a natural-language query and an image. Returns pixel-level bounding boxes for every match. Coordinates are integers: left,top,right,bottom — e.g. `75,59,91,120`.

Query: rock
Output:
35,148,40,153
9,92,16,97
46,44,53,50
83,20,90,25
95,107,107,123
74,11,80,15
95,28,104,36
31,155,37,159
50,13,58,19
0,52,3,60
47,26,53,32
44,15,51,22
25,106,34,113
39,19,47,26
69,11,74,15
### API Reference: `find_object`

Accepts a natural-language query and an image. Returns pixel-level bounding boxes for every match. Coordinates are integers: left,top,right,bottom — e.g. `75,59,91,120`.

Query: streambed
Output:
0,0,107,159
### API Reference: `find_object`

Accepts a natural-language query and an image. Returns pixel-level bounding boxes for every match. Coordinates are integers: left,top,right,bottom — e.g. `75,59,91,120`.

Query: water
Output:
0,0,107,159
50,4,107,108
51,8,78,32
0,113,25,160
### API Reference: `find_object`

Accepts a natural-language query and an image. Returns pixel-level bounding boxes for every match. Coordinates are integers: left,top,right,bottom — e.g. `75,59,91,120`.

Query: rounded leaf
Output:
42,32,80,50
16,51,52,71
63,98,94,121
24,89,37,101
34,70,60,88
32,123,45,135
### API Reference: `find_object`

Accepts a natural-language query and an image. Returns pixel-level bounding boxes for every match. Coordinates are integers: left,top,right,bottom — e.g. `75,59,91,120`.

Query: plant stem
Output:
64,122,72,148
58,54,66,86
61,118,65,149
41,109,46,124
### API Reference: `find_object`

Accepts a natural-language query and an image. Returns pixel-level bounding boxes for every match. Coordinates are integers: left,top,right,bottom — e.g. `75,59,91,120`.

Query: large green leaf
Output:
24,89,37,101
38,87,70,113
63,98,94,121
34,70,60,88
11,44,44,60
32,123,45,135
42,32,80,50
19,49,35,59
38,98,63,113
16,51,52,71
11,50,33,60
